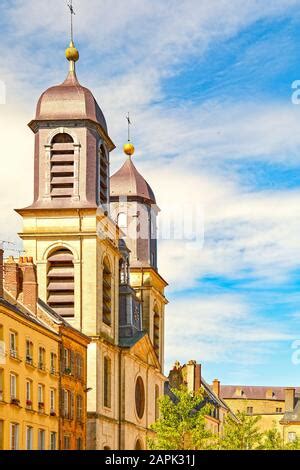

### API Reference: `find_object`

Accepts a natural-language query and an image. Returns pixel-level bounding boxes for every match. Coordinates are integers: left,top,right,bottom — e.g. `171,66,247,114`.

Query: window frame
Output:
10,422,19,450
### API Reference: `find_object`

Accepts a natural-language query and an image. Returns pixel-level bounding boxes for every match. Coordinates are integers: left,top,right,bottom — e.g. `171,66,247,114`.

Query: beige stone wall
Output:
224,398,285,434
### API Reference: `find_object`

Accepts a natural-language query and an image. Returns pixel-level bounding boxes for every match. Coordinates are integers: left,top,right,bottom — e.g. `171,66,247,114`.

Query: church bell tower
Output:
110,138,168,370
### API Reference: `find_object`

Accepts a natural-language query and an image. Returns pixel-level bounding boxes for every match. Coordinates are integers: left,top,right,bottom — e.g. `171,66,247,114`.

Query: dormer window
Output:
50,133,75,199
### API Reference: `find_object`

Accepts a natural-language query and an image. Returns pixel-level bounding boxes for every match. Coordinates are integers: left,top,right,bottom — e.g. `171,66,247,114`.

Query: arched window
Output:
117,213,127,230
135,439,144,450
155,385,160,421
99,145,109,207
50,133,75,199
47,248,75,318
153,308,160,358
103,356,111,408
103,258,112,326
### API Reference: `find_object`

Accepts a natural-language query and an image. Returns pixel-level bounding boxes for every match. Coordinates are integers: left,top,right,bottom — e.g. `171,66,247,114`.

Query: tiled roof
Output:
221,385,300,401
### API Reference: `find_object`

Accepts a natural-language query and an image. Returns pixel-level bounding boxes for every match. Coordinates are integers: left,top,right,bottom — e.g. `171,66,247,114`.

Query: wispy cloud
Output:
165,294,292,371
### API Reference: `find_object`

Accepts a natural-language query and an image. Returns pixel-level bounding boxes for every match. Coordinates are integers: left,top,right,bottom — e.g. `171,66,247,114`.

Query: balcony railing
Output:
26,400,33,410
11,397,20,406
26,355,33,365
10,349,18,359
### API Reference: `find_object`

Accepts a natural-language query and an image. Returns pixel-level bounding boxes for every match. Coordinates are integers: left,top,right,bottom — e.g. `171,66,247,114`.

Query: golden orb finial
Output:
65,40,79,62
124,142,135,156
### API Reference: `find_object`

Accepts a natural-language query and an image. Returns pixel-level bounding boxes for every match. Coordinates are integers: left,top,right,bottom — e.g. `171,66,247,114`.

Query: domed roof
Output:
110,157,156,204
35,69,107,132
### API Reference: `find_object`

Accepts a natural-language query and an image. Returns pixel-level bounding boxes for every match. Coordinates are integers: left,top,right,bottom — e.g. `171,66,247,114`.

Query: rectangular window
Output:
26,426,33,450
26,340,33,364
64,348,70,373
50,432,57,451
38,384,45,411
276,407,283,413
246,406,253,415
76,395,83,421
26,380,32,408
0,420,4,450
38,429,45,450
50,353,57,374
10,423,19,450
64,435,70,450
77,437,82,450
10,332,17,358
50,389,55,413
0,327,4,366
64,390,69,418
288,432,296,442
38,347,45,370
0,369,3,402
103,357,111,408
76,354,83,379
10,373,17,400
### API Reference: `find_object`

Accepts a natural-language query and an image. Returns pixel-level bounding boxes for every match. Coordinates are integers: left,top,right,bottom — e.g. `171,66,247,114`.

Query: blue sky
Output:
1,0,300,386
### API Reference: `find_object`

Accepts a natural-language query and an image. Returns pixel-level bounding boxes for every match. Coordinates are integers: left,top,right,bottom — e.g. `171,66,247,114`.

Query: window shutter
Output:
60,345,65,373
71,392,74,420
60,388,65,416
70,351,75,375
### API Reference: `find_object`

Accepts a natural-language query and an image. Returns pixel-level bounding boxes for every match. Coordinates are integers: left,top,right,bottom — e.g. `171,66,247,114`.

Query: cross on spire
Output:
67,0,76,43
127,112,131,142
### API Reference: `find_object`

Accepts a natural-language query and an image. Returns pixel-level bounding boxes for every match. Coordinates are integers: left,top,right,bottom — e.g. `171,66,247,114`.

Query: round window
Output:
135,376,145,419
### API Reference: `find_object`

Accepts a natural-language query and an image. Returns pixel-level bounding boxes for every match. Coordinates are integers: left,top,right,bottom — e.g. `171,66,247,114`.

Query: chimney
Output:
0,246,3,298
22,259,38,315
186,361,201,392
285,388,296,413
213,379,220,398
4,256,20,299
194,364,201,391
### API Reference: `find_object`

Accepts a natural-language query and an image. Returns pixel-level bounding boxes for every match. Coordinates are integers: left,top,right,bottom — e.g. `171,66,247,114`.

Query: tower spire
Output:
65,1,79,72
123,113,135,157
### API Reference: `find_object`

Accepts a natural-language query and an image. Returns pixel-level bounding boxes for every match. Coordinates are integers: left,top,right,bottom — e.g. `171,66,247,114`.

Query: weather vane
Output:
67,0,76,43
127,112,131,142
123,113,135,157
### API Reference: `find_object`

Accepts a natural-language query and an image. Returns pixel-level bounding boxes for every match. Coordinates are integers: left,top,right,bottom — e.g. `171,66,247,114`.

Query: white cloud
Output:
165,294,292,372
148,163,300,291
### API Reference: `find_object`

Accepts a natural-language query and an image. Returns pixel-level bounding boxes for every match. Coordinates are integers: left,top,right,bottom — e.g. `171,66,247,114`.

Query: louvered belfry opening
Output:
100,145,109,206
50,133,75,199
103,257,112,326
47,249,75,318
